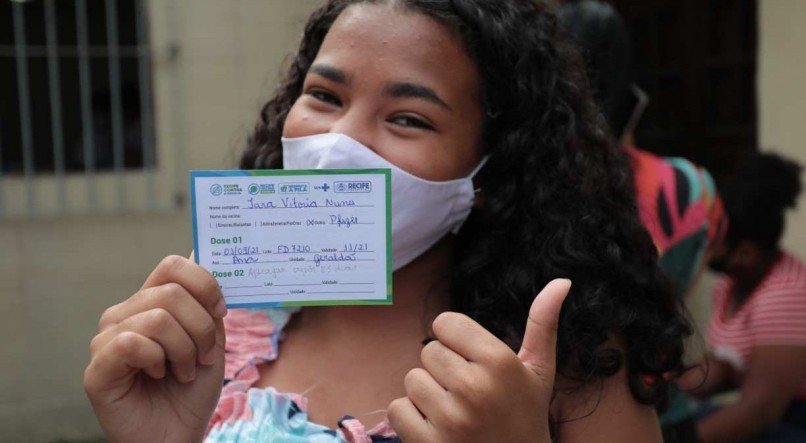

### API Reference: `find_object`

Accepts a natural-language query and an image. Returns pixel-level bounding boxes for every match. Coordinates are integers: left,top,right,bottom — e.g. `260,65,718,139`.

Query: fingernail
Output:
213,298,228,318
187,366,196,382
200,348,217,366
553,278,572,291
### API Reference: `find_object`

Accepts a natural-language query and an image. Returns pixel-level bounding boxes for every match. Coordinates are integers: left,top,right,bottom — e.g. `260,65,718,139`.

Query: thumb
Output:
517,279,571,376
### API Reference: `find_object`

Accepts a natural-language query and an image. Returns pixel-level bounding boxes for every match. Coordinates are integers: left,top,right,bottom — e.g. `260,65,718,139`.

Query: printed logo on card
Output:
249,183,275,195
279,183,310,194
335,181,372,193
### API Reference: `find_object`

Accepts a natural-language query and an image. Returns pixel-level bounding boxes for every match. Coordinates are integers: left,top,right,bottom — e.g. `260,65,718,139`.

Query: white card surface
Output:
191,169,392,308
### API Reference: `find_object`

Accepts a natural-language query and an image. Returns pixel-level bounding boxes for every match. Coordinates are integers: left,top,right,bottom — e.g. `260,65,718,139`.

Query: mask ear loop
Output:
450,155,490,235
470,155,490,194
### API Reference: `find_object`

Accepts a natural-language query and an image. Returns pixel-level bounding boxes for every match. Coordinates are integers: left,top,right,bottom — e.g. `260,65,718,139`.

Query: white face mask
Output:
281,133,487,271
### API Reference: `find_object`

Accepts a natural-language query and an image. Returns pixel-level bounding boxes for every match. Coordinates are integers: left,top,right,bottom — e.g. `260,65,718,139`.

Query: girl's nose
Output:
328,109,377,153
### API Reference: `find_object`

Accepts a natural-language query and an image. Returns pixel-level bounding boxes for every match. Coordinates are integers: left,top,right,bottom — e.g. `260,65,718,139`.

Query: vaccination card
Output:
190,169,392,308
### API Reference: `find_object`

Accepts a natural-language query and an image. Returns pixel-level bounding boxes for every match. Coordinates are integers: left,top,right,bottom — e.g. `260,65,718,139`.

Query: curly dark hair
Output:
239,0,690,422
721,151,802,252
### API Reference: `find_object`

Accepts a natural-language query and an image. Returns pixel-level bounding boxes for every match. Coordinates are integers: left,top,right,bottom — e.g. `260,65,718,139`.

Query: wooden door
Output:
611,0,758,179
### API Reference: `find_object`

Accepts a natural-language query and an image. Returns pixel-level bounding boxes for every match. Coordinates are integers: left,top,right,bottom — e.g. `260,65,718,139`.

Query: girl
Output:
84,1,689,441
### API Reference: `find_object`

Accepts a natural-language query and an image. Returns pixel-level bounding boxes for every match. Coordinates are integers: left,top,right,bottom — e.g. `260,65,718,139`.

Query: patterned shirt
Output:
627,146,727,292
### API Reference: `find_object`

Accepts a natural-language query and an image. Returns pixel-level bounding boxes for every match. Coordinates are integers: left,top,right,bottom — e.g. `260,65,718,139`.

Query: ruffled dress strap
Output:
205,308,400,442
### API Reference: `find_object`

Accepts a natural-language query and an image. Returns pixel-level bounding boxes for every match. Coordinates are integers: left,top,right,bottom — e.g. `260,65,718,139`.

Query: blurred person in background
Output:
677,152,806,443
557,0,727,296
557,2,728,442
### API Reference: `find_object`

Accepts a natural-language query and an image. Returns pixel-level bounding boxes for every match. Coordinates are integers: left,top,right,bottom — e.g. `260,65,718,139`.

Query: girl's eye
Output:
308,90,342,106
389,115,435,131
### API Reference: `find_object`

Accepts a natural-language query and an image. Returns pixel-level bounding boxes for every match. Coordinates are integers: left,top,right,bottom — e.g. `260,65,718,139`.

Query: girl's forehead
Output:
316,4,481,98
329,3,452,43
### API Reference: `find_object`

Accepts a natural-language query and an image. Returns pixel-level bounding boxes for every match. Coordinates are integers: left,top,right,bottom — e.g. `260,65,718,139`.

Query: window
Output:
0,0,158,216
613,0,758,180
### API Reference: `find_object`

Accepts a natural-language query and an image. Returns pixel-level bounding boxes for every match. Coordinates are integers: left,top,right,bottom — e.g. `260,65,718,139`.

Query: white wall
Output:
758,0,806,254
0,1,320,441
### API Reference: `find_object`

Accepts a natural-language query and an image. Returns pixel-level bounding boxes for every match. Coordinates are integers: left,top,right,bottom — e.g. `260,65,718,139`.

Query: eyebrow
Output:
309,64,351,85
386,82,452,111
309,63,452,111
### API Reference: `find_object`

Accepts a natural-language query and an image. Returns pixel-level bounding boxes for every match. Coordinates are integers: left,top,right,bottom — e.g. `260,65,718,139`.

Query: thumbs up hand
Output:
388,279,571,443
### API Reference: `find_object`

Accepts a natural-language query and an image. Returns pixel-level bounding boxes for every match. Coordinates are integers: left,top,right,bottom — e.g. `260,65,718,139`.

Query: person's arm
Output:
676,354,733,398
696,345,806,443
